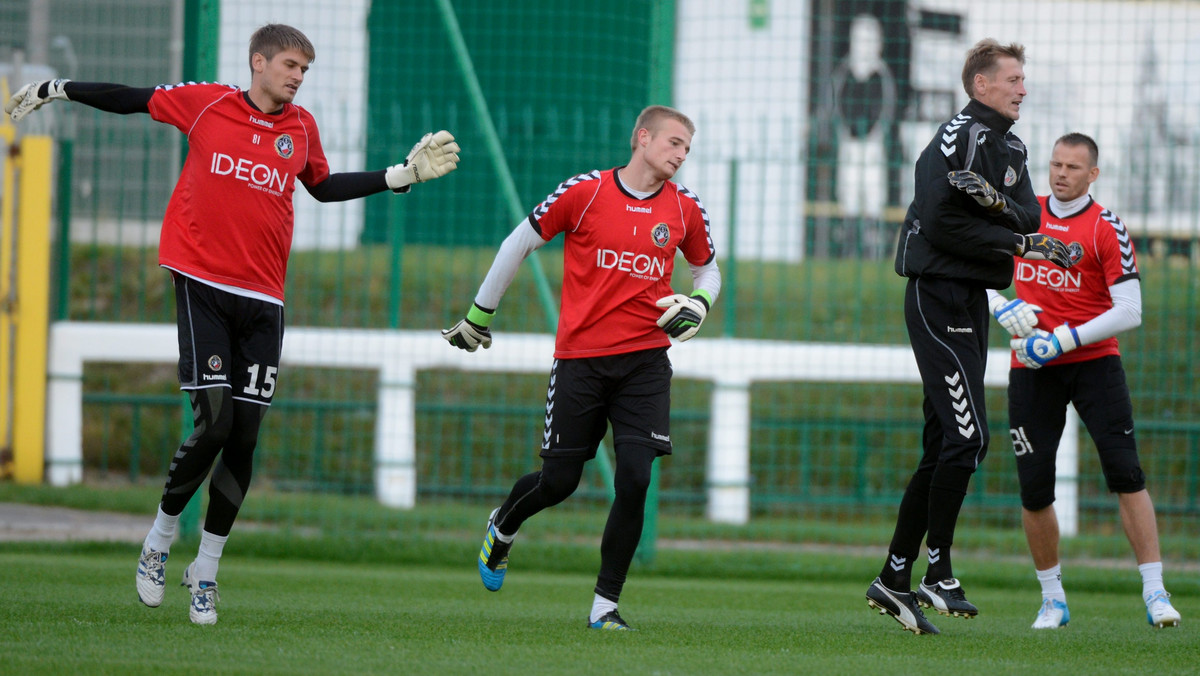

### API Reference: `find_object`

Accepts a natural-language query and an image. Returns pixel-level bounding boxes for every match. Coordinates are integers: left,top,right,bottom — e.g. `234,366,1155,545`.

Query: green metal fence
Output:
4,1,1199,555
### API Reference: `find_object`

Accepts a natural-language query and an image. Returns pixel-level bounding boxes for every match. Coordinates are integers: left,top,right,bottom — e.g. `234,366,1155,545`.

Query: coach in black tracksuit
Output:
865,39,1076,636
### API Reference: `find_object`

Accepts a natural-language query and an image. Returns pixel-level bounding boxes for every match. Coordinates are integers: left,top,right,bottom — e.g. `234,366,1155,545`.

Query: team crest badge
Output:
1004,166,1017,186
651,223,670,248
208,355,223,371
1067,241,1084,266
275,134,294,159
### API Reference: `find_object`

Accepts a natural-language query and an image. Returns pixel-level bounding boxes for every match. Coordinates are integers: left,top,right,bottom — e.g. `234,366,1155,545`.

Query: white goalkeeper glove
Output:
989,293,1042,338
5,79,70,122
442,302,494,352
656,292,710,342
947,170,1007,213
386,130,460,193
1011,323,1080,369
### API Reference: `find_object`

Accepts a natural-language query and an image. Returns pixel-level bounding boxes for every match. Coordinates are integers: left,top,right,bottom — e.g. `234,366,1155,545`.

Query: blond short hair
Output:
961,39,1025,99
630,105,695,152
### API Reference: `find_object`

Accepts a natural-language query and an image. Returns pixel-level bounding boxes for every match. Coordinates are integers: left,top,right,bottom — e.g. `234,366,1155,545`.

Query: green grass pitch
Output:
1,545,1193,675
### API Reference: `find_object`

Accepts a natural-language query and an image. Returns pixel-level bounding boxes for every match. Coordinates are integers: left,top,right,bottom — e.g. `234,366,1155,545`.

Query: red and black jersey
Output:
149,82,330,301
1011,196,1140,368
529,168,716,359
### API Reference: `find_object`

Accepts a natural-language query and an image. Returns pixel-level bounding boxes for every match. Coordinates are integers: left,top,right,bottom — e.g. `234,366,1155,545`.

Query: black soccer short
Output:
540,347,674,459
1008,355,1145,510
174,274,285,407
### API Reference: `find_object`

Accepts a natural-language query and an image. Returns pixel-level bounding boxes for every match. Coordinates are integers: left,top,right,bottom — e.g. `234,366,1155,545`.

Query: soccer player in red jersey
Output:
443,105,720,630
6,23,460,624
988,133,1181,629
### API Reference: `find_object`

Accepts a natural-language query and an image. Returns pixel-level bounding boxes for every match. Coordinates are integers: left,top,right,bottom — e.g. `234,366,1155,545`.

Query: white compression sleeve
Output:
473,219,548,310
1073,279,1142,346
689,259,722,304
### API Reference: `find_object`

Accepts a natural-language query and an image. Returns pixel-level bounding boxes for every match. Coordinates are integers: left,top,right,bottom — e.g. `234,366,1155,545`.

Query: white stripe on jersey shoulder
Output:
288,104,313,167
531,169,602,222
1099,208,1138,275
154,82,242,138
155,81,239,92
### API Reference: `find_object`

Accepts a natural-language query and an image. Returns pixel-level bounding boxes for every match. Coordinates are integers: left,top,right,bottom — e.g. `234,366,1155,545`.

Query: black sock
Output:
880,549,915,591
925,464,972,582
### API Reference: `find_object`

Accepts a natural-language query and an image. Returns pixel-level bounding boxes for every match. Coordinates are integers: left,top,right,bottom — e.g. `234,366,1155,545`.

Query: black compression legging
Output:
159,388,266,536
493,443,658,603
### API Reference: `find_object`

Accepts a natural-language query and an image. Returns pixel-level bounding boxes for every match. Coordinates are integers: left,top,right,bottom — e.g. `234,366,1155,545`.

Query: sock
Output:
144,505,179,553
1138,561,1165,599
193,530,229,582
924,545,953,584
589,594,618,623
879,550,913,591
1036,564,1066,603
494,528,515,544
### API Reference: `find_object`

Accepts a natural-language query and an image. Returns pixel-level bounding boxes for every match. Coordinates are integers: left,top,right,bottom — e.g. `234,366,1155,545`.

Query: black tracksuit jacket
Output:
893,98,1041,290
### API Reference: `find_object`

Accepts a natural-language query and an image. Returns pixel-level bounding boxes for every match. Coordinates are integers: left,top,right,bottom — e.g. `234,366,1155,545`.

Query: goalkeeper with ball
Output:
988,132,1180,630
5,23,460,625
443,105,720,631
869,39,1076,635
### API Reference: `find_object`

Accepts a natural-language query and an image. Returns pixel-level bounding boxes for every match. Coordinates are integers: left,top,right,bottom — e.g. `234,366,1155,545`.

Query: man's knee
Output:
539,457,585,503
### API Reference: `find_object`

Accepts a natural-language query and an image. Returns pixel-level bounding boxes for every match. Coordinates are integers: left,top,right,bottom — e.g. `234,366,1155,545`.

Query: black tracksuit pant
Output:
881,276,992,589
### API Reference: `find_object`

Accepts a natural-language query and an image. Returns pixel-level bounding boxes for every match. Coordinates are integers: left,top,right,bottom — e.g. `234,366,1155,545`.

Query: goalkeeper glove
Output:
989,293,1042,338
1011,323,1080,369
442,302,494,352
386,130,460,193
4,79,70,122
655,292,710,342
1014,232,1075,268
947,170,1007,213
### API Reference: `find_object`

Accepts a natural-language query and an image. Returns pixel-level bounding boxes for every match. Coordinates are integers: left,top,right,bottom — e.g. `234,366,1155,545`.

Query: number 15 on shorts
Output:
244,363,277,399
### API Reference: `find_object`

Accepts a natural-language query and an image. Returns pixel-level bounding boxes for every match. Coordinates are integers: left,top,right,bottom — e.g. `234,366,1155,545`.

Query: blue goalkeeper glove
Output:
442,303,494,352
989,293,1042,338
655,291,711,342
1011,323,1080,369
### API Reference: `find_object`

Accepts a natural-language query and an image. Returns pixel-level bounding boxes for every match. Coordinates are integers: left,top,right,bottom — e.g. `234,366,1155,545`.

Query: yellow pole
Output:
13,135,53,484
0,78,15,477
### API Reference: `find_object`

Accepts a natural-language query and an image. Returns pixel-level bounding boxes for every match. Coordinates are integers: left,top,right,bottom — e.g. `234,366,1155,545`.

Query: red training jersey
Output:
1010,196,1140,368
529,168,716,359
148,82,331,301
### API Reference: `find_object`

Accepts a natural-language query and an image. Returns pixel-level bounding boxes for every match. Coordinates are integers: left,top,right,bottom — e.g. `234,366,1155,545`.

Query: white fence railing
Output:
45,321,1082,534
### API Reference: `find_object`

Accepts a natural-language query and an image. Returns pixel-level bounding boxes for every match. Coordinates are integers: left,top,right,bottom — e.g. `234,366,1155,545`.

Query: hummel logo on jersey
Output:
940,114,970,156
249,115,275,129
946,326,973,334
1101,209,1138,275
1045,223,1069,232
626,204,652,214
